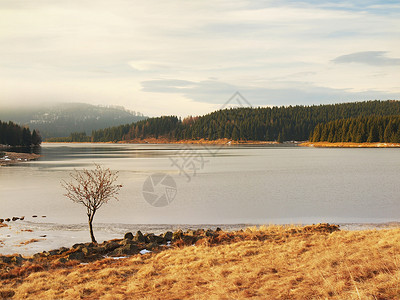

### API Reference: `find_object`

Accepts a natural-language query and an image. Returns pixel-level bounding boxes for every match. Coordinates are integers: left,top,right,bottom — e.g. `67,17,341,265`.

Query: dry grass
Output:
1,225,400,299
17,239,40,246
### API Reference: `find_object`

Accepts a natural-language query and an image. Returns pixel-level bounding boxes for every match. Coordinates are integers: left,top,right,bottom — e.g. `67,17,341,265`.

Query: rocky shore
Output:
0,223,339,277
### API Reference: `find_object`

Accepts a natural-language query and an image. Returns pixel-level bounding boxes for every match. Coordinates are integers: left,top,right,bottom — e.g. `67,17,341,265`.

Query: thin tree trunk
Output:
88,212,97,244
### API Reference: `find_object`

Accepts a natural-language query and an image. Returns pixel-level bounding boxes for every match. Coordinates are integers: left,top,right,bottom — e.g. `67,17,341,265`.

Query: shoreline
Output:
1,220,399,256
299,141,400,148
44,138,281,145
44,139,400,148
0,151,41,166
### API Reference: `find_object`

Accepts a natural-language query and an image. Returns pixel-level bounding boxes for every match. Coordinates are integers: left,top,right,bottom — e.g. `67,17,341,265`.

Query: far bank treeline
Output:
47,100,400,143
0,120,42,146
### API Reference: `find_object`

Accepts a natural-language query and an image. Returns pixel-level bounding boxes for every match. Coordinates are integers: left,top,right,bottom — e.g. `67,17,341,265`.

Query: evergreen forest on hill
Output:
47,100,400,143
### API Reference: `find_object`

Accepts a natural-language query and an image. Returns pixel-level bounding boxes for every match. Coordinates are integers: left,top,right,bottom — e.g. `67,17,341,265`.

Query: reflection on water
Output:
1,143,400,226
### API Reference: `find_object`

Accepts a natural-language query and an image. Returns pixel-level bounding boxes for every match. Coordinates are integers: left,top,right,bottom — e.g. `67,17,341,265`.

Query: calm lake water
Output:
1,143,400,226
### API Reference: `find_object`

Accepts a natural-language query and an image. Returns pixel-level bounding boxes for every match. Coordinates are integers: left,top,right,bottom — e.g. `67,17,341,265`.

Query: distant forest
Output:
310,115,400,143
0,121,42,146
48,100,400,143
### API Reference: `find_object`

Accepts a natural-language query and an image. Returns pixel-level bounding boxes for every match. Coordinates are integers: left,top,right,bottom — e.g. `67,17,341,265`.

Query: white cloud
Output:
0,0,399,117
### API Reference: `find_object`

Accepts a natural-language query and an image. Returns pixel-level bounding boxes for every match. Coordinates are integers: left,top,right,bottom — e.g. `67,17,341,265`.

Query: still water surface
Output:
1,143,399,226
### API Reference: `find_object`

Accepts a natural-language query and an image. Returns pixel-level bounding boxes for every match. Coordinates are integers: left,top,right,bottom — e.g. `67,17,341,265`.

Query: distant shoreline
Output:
299,142,400,148
44,138,282,145
44,139,400,148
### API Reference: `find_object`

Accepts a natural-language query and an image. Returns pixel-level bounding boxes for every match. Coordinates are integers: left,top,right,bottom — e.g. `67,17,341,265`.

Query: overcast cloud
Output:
0,0,399,117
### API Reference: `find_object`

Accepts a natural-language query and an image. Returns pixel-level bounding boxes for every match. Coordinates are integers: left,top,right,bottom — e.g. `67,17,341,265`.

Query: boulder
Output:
145,233,164,244
205,229,214,237
111,244,138,256
0,219,4,223
145,242,158,250
72,243,84,249
0,256,11,264
48,249,59,256
186,229,195,236
133,231,145,243
172,229,183,240
5,218,10,222
124,232,134,240
163,231,173,241
58,257,67,264
68,251,85,261
11,255,25,264
12,217,19,221
104,241,121,252
58,247,69,255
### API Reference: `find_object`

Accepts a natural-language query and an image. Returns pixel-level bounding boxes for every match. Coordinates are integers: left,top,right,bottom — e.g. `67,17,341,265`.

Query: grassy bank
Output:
1,224,399,299
300,141,400,148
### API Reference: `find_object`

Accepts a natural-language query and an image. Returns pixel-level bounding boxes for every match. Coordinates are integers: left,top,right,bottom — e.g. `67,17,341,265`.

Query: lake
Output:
1,143,400,254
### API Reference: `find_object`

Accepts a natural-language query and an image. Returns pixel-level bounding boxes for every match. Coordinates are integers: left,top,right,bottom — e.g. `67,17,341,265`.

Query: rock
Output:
0,219,3,223
195,229,205,236
20,216,25,221
72,243,84,249
216,227,222,232
111,244,138,256
12,217,19,221
104,241,121,252
48,249,59,256
205,229,214,237
163,231,173,241
5,218,10,222
32,253,42,260
182,236,195,245
172,229,183,240
145,242,158,250
58,247,69,255
68,251,85,261
145,233,164,244
120,239,135,246
32,215,37,218
58,257,67,264
124,232,134,240
81,247,91,256
186,229,195,236
0,256,11,264
11,255,25,264
133,231,145,243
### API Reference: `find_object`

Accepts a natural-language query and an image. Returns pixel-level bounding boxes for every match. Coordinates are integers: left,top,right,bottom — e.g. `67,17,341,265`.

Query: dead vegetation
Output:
0,224,400,299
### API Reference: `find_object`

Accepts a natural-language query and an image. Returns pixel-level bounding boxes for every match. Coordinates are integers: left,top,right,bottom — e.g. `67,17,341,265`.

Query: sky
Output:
0,0,399,117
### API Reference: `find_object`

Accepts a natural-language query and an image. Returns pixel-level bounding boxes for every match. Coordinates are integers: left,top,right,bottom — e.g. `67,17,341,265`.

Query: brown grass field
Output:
1,225,400,299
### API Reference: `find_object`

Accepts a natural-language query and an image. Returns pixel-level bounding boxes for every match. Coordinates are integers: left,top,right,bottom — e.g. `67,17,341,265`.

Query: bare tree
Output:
62,164,122,243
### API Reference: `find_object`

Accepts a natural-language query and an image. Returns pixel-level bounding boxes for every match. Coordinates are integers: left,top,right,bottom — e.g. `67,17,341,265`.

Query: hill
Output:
0,103,147,139
90,100,400,143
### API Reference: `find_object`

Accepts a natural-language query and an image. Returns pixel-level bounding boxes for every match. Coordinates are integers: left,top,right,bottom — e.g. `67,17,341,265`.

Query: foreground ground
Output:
0,224,400,299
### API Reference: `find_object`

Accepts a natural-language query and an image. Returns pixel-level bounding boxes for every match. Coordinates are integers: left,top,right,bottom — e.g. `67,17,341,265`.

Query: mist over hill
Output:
0,103,147,138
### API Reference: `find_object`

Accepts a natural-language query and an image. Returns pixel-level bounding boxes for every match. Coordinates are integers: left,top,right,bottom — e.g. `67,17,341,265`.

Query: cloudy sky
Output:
0,0,399,117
